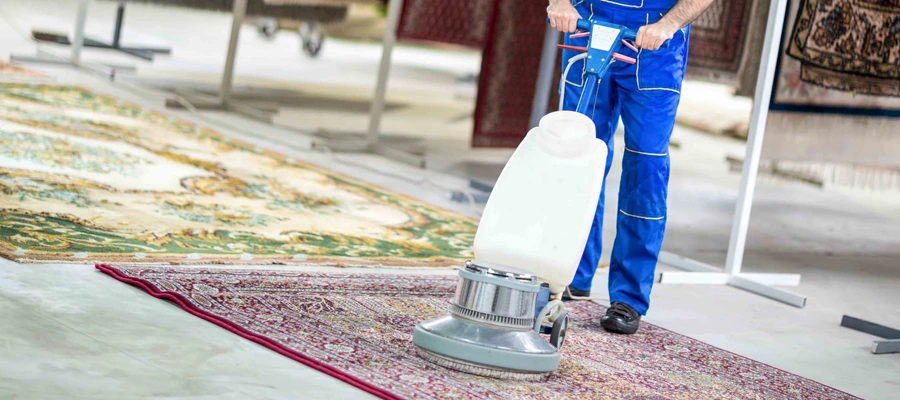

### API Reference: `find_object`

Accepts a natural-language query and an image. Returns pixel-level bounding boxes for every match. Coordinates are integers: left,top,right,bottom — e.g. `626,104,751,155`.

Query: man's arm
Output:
635,0,717,50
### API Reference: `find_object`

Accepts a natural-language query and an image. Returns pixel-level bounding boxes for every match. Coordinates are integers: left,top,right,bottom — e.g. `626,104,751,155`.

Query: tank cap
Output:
535,111,598,158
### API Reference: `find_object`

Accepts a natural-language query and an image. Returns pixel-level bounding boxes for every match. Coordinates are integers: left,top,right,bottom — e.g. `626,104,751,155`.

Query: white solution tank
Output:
472,111,608,294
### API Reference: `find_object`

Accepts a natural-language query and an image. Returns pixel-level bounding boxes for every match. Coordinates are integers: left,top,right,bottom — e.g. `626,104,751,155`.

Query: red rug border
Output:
94,264,403,400
95,264,862,399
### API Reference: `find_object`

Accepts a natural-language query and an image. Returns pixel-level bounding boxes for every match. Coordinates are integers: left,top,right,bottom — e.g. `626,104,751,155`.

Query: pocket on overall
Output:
636,16,687,92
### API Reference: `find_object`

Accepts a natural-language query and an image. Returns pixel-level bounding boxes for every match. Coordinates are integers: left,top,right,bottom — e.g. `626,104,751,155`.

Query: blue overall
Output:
562,0,689,315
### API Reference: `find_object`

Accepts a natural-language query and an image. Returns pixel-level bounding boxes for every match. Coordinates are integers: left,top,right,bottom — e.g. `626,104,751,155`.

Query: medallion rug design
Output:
0,83,476,265
97,265,858,400
785,0,900,99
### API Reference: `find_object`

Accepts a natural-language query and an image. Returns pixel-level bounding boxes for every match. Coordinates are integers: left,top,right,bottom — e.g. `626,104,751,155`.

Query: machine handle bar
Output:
551,18,670,49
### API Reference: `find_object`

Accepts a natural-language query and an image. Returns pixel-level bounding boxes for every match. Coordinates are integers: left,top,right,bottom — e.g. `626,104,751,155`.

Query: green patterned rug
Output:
0,83,476,265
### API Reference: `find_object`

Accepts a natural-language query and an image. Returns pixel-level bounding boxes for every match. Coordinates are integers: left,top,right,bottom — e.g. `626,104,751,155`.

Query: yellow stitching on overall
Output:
624,147,667,156
619,209,665,220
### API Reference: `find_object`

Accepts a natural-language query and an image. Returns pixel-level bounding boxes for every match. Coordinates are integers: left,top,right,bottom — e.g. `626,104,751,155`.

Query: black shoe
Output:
561,285,590,301
600,302,641,334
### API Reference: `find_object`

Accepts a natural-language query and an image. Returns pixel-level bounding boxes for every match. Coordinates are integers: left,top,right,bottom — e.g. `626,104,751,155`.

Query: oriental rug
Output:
97,264,860,400
397,0,492,48
774,0,900,113
687,0,755,73
0,63,47,79
471,0,550,148
0,83,476,265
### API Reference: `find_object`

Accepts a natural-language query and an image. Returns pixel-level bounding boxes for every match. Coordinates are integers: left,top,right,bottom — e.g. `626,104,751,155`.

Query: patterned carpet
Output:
687,0,754,72
97,265,859,400
0,63,48,81
787,0,900,97
0,83,476,265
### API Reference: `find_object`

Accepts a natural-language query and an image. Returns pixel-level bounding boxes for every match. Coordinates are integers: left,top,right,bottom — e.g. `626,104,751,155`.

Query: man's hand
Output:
547,0,580,33
635,21,679,51
638,0,717,50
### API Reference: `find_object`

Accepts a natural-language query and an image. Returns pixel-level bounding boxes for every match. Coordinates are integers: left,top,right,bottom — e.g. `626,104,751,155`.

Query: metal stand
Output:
656,0,807,309
10,0,134,79
725,155,825,188
657,251,805,307
164,0,278,123
310,0,427,168
30,2,171,61
840,315,900,354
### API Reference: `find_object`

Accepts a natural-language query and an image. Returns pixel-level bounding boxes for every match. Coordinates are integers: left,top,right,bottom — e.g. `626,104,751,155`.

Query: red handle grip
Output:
557,44,588,52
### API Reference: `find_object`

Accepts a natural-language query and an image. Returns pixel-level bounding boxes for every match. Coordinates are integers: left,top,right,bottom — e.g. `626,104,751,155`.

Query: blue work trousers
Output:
562,0,690,315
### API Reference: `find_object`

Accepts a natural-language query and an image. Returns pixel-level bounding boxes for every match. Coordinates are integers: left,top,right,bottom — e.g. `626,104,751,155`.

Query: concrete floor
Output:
1,1,899,399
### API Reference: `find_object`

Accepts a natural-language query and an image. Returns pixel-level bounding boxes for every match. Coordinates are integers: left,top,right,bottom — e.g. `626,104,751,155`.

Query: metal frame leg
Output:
112,3,125,48
11,0,131,79
654,0,809,309
722,0,790,288
840,315,900,354
366,0,401,146
872,340,900,354
165,0,278,123
311,0,426,168
219,0,246,107
71,0,89,63
657,250,806,308
30,1,171,61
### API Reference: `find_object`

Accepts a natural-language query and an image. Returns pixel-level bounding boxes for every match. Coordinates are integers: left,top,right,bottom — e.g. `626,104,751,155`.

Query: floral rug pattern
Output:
787,0,900,97
0,62,48,79
0,83,476,265
97,265,860,400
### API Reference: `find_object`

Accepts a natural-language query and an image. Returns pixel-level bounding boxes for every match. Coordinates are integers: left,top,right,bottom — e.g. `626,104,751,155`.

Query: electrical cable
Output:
557,53,588,111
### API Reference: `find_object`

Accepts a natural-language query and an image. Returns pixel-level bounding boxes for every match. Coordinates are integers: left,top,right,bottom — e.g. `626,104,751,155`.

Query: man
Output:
547,0,714,334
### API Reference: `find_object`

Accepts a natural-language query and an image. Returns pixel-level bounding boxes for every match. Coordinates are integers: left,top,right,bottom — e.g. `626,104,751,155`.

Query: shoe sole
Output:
562,287,591,301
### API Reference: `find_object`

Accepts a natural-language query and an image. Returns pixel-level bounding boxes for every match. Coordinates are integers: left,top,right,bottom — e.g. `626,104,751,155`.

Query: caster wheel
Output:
550,312,568,349
256,18,278,39
303,38,323,57
299,21,324,57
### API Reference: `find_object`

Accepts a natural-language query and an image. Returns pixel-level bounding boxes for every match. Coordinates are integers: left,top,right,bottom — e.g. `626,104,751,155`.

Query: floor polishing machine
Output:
412,18,669,380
